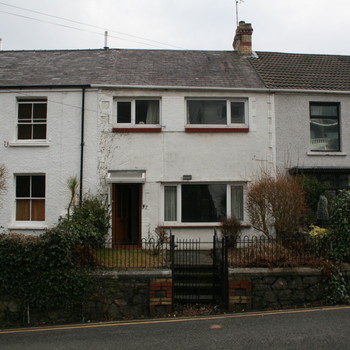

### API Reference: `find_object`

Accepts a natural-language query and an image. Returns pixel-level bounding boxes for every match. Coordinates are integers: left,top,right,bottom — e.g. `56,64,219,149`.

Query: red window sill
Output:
185,127,249,133
112,127,162,133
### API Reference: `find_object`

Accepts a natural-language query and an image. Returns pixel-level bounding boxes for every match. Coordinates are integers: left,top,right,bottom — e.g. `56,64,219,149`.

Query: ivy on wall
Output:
0,229,89,316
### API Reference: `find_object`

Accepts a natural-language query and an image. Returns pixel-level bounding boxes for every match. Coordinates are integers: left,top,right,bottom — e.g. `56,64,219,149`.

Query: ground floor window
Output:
164,183,244,223
16,175,45,221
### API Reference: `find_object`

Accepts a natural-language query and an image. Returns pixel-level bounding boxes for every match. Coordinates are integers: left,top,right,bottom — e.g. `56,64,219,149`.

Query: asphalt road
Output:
1,306,350,350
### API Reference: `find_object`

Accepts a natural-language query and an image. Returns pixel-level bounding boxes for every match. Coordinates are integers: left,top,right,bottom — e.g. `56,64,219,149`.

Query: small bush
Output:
220,217,241,247
328,190,350,263
59,194,110,246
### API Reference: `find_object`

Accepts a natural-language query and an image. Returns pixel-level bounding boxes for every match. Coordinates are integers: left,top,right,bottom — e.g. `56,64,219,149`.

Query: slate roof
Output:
250,51,350,91
0,49,265,89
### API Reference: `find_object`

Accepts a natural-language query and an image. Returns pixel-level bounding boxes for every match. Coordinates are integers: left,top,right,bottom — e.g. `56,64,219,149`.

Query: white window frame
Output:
162,183,246,225
113,98,161,127
14,173,46,223
185,98,249,128
17,98,47,141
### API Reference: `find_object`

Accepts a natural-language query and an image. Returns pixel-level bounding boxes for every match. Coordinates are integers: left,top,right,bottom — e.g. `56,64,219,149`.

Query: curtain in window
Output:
188,101,226,124
164,186,177,221
231,186,243,220
146,101,159,124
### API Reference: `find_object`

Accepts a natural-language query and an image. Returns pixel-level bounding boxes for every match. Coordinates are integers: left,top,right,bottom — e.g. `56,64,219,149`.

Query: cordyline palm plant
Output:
247,170,307,238
67,176,79,218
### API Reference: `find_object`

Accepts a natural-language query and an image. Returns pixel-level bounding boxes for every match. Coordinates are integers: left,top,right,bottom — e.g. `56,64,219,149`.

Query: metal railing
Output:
228,235,331,268
78,238,170,269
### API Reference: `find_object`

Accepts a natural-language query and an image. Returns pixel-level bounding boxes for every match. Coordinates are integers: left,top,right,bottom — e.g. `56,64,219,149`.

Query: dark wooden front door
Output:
112,184,141,244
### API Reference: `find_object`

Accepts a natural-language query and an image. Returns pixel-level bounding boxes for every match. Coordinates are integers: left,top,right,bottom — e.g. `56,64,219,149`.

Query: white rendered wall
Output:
96,88,275,241
0,89,99,234
274,93,350,171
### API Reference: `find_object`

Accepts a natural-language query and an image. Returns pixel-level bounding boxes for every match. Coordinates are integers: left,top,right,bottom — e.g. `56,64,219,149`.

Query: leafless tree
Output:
247,169,307,238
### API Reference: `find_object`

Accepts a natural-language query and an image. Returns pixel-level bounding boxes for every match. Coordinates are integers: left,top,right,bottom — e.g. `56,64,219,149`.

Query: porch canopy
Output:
106,170,146,183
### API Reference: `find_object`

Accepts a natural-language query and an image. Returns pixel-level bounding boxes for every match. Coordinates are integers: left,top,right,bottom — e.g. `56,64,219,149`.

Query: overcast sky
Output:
0,0,349,55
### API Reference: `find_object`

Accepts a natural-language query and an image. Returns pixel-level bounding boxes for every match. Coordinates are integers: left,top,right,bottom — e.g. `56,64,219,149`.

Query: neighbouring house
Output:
1,20,349,242
248,50,350,198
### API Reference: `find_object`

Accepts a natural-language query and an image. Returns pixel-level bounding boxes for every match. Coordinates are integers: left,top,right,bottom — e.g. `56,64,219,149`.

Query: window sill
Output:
185,127,249,133
112,127,162,133
8,223,48,230
9,140,50,147
307,151,347,156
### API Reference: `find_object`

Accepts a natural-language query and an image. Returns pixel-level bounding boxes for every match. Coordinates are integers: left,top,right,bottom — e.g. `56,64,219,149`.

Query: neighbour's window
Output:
16,175,45,221
115,99,160,125
17,99,47,140
164,184,244,223
310,103,340,151
187,99,247,126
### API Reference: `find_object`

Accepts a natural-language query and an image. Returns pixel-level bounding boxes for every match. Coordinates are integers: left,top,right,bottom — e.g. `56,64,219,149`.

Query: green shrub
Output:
328,190,350,263
59,194,110,246
0,231,89,315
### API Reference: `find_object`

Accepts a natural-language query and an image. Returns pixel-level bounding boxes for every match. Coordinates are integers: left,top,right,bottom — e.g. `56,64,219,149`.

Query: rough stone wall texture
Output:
228,268,329,312
0,270,172,327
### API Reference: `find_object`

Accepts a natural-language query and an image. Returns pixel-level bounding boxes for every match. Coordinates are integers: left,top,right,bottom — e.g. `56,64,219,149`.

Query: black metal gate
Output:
170,230,228,306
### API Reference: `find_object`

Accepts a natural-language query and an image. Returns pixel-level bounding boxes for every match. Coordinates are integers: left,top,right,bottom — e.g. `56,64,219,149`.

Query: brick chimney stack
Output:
233,21,253,56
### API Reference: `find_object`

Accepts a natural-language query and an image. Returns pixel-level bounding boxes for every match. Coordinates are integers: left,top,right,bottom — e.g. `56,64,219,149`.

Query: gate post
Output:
170,232,175,271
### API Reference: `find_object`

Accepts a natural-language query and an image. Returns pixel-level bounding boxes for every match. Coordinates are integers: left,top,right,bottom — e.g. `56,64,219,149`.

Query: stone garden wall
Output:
1,266,350,327
228,266,350,312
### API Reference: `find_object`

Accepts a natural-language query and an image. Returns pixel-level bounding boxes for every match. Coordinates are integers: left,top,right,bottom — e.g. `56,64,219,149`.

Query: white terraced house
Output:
1,21,350,243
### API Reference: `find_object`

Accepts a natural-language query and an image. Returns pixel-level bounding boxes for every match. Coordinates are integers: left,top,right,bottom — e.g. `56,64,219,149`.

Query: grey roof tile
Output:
0,49,265,89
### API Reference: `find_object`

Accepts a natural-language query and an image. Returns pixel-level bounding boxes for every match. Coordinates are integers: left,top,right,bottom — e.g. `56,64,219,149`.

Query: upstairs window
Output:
16,175,45,221
17,99,47,140
115,99,160,125
187,99,247,126
310,102,340,151
164,183,244,223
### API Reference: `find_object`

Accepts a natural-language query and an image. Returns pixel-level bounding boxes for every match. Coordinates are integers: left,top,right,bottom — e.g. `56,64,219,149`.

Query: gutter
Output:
91,84,350,95
0,84,91,90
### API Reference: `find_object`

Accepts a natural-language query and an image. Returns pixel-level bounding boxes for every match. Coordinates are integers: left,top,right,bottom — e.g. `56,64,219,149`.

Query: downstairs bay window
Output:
164,183,244,224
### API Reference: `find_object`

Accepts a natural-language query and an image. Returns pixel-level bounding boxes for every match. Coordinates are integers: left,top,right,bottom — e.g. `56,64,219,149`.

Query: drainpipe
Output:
79,87,86,204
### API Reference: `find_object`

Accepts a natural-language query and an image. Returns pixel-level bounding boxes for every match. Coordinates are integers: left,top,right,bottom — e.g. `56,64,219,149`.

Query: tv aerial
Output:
235,0,245,27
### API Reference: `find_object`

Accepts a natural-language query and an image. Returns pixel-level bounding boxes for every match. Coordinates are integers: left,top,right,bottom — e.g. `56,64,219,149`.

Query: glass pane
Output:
136,100,159,124
33,124,46,139
182,184,226,222
16,199,30,220
18,124,32,139
32,176,45,197
231,102,245,124
187,100,226,124
231,186,244,220
310,105,338,117
16,176,30,197
18,104,32,121
164,186,177,221
310,118,339,151
117,102,131,123
31,199,45,221
33,103,47,121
